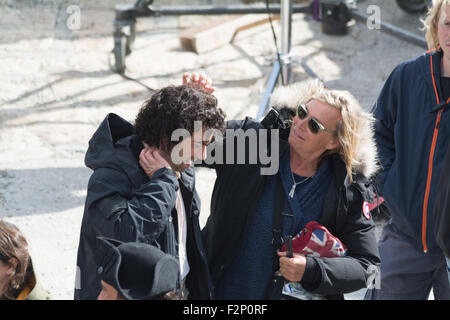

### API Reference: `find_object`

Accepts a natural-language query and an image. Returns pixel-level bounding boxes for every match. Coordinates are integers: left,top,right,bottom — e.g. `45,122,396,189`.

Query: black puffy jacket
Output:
201,116,381,299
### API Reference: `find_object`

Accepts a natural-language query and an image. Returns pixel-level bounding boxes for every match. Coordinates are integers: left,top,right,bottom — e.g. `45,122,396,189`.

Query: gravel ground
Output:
0,0,428,299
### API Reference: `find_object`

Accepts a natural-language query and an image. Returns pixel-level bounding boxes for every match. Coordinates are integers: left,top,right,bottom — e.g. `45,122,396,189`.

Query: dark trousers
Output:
366,221,450,300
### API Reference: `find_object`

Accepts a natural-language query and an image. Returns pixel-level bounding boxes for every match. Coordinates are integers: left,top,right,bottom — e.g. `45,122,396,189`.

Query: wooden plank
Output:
179,14,279,54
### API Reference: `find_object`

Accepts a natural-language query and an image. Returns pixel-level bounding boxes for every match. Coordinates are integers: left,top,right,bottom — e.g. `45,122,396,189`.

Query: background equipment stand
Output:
257,0,297,120
112,0,429,117
112,0,311,75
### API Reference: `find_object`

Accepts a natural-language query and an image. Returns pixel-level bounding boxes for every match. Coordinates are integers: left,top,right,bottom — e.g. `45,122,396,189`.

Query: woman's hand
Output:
182,72,215,94
139,147,172,179
277,251,307,282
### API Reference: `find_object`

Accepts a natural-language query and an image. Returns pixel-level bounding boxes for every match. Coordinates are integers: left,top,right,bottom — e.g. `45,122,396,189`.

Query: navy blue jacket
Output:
373,49,450,254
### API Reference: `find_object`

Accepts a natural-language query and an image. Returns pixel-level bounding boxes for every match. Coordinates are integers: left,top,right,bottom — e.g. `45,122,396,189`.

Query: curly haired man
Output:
75,82,225,300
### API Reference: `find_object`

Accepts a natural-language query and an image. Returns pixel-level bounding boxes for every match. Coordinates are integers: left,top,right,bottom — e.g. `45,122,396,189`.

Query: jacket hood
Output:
270,82,378,178
85,113,197,191
85,113,135,171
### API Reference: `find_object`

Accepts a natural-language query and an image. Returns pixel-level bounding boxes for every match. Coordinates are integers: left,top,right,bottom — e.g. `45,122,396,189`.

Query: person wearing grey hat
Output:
95,237,180,300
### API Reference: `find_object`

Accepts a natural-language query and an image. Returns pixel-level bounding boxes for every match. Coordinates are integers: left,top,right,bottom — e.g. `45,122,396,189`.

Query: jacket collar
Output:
425,49,444,109
180,166,195,192
115,135,148,189
426,49,450,113
130,135,144,162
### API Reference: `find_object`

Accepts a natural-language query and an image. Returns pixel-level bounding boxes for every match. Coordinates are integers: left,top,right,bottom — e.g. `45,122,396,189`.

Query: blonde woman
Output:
368,0,450,300
187,74,380,300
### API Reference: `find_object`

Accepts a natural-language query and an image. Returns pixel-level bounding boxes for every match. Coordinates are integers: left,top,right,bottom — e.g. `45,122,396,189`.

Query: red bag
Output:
281,221,347,258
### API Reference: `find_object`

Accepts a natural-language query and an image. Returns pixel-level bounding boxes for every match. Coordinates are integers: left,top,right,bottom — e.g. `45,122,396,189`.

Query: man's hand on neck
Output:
139,144,173,179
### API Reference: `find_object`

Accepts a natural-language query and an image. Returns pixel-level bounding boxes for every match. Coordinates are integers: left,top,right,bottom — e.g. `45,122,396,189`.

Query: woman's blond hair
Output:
270,80,378,182
423,0,449,50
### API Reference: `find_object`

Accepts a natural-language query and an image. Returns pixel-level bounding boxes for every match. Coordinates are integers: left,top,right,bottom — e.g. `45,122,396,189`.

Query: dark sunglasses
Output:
296,103,335,135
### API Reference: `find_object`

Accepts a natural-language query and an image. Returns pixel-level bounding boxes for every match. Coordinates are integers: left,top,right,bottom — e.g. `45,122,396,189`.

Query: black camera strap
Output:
272,174,286,256
264,174,288,299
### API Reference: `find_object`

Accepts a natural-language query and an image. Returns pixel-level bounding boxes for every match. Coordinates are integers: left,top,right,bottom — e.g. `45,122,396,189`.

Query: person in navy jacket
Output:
367,0,450,299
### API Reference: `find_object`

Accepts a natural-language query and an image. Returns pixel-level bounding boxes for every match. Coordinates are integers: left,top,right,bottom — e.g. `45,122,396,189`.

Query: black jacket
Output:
434,141,450,258
201,116,381,299
74,113,213,300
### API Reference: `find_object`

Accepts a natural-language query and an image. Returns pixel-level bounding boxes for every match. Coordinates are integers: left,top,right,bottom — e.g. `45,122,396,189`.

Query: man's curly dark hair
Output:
134,85,226,151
